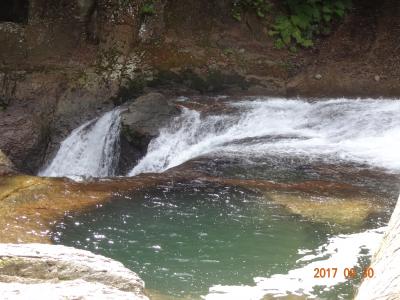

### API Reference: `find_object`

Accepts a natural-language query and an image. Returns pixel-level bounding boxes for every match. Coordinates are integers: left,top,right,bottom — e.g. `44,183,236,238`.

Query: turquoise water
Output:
53,182,380,299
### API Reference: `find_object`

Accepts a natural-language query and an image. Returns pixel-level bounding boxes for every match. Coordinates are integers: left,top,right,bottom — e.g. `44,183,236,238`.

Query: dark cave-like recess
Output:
0,0,29,23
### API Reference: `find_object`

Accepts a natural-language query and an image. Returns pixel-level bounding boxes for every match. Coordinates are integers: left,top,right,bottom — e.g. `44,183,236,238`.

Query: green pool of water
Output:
53,182,378,299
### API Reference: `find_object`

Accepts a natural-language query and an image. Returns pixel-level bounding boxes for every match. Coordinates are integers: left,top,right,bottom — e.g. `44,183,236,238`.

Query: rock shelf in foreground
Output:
0,243,149,300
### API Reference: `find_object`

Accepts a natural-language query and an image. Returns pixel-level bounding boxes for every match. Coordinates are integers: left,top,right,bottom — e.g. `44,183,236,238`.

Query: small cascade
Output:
129,98,400,175
39,109,121,178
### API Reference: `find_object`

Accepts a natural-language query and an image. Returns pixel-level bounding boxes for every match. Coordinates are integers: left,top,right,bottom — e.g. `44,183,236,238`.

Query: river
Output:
40,97,400,299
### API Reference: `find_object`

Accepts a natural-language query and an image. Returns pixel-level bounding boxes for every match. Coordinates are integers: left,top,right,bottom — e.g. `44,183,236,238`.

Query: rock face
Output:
1,0,400,173
0,150,11,166
0,243,149,300
0,0,145,174
119,92,180,174
0,150,15,175
355,194,400,300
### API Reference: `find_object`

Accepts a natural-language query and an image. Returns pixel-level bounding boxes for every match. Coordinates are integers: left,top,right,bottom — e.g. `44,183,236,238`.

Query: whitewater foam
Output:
203,227,386,300
129,98,400,175
39,109,121,178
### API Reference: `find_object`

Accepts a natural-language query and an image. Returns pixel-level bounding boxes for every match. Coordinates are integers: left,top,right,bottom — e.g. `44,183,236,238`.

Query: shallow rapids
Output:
130,98,400,175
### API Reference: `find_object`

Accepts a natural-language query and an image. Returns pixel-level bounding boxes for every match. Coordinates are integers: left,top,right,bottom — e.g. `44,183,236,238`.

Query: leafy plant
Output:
232,0,272,21
140,1,156,18
269,0,352,49
0,98,8,111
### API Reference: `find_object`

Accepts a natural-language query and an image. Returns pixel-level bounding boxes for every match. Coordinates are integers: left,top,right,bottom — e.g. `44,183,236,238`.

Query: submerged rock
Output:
119,93,180,174
267,192,380,227
205,177,387,228
0,243,148,300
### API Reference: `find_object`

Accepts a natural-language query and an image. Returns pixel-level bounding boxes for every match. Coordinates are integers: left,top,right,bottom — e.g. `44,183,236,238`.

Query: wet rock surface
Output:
119,93,180,174
0,71,116,174
0,243,149,300
0,174,170,243
121,92,179,142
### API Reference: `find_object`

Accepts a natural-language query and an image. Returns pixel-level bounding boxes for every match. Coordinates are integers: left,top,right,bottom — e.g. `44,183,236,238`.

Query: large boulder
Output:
0,243,149,300
119,92,180,174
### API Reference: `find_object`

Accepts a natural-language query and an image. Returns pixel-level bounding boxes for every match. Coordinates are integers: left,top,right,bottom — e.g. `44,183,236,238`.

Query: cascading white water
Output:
129,98,400,175
39,109,121,178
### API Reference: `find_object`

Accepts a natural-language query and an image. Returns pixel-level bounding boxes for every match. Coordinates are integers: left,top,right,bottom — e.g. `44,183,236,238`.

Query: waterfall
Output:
39,109,121,179
129,98,400,175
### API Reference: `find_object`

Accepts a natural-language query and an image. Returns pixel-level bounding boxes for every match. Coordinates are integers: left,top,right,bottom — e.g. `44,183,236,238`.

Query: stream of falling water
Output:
39,109,121,179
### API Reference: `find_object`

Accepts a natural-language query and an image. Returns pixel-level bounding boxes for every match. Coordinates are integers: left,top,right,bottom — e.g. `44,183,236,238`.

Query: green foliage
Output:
269,0,352,49
232,0,272,21
140,1,156,18
0,98,7,111
232,0,351,50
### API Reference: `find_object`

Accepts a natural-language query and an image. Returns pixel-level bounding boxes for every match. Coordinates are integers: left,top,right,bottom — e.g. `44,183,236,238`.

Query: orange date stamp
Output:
313,267,374,279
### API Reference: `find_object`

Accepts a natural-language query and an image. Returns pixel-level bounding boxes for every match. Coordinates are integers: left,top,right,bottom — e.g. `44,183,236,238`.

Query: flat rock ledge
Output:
0,243,149,300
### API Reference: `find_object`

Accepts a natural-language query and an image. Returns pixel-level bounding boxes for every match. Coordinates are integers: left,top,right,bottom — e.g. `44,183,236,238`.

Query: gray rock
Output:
0,243,149,300
355,195,400,300
374,75,381,82
121,92,179,138
314,74,322,80
118,93,180,174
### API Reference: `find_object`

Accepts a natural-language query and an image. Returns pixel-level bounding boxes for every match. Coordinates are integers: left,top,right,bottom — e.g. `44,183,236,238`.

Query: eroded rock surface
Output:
0,243,149,300
355,195,400,300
